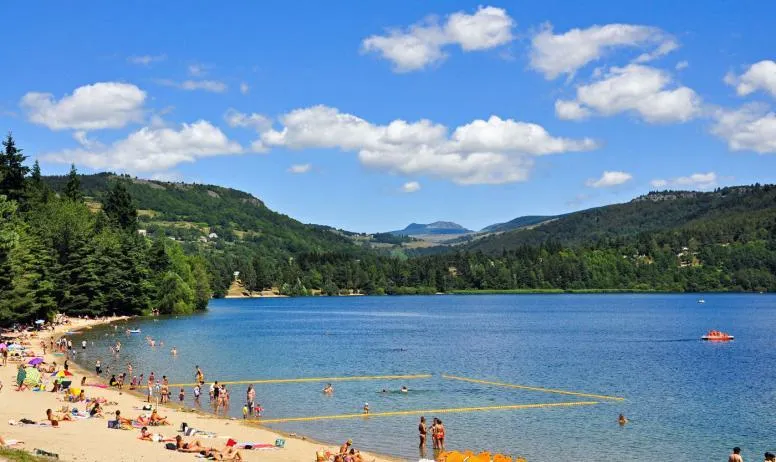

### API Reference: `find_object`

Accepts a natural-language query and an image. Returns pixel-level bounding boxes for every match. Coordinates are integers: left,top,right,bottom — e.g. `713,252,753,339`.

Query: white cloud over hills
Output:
650,172,718,190
586,171,633,188
361,6,514,72
21,82,146,130
555,64,701,123
41,121,243,172
530,23,677,80
260,105,598,185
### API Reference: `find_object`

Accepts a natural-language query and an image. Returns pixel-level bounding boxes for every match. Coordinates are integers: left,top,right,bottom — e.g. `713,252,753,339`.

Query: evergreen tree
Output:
0,133,29,202
63,164,83,202
102,181,137,231
30,160,42,186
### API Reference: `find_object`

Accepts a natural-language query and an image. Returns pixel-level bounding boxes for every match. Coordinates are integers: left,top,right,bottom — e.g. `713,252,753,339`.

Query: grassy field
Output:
0,448,52,462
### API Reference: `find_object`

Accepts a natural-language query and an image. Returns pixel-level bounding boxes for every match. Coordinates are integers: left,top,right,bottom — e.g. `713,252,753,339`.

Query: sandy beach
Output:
0,317,398,462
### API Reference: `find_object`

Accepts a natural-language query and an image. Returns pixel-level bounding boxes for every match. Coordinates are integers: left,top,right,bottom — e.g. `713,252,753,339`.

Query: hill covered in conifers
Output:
3,131,776,327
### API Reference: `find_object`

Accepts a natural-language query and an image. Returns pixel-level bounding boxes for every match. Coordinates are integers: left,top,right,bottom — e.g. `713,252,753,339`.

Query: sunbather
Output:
114,410,132,426
46,408,72,425
0,435,23,447
206,446,243,461
138,426,153,441
174,435,212,452
148,409,168,425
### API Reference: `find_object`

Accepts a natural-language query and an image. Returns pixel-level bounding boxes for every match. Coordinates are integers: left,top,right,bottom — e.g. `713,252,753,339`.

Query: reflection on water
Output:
74,294,776,461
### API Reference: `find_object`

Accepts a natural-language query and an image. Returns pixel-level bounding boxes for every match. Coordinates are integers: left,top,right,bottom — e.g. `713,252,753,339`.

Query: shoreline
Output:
1,316,402,462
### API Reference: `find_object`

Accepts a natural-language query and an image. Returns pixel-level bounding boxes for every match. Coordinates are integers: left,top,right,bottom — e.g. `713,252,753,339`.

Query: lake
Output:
73,294,776,461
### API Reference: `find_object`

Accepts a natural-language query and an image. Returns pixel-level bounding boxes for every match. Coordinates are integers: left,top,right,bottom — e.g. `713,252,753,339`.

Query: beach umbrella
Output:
52,370,73,378
27,357,44,366
0,343,6,350
23,367,41,386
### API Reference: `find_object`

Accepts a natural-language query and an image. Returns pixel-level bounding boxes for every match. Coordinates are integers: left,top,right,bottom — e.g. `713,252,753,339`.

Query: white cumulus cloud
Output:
675,60,689,71
20,82,146,131
127,54,166,66
585,170,632,188
288,163,312,174
260,105,597,185
711,103,776,153
41,120,243,172
555,64,701,123
240,82,250,95
650,172,717,190
361,6,514,72
400,181,421,193
724,60,776,98
530,23,677,80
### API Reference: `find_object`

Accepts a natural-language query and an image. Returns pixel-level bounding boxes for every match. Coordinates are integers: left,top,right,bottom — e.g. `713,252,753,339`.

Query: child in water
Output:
179,388,185,402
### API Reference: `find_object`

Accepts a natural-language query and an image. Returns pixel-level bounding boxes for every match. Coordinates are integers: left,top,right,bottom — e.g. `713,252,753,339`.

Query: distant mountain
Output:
480,215,558,233
391,221,473,236
466,185,776,254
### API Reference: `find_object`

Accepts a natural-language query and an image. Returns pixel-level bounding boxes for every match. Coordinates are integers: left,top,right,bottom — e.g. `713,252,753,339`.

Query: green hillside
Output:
467,186,776,253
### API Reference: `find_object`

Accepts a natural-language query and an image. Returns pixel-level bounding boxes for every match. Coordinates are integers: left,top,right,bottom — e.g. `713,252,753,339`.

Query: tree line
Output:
0,134,210,326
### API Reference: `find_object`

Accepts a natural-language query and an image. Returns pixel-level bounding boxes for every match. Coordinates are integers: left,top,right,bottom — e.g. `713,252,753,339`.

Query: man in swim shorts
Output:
418,416,427,452
729,447,743,462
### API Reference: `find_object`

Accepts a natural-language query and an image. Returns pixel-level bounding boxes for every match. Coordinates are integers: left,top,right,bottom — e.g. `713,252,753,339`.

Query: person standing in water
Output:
436,419,446,451
246,385,256,417
729,447,743,462
418,416,427,456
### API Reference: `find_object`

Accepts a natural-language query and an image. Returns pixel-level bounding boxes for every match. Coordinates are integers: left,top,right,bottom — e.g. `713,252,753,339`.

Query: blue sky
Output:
2,1,776,232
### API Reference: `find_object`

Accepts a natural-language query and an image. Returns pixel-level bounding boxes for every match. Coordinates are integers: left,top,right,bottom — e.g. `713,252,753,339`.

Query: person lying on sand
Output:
149,409,169,425
46,408,72,425
139,426,153,441
114,410,133,426
209,446,243,461
175,435,213,452
0,435,24,447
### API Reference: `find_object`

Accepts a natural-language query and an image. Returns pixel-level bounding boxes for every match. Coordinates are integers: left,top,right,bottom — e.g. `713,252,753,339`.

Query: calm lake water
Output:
74,294,776,461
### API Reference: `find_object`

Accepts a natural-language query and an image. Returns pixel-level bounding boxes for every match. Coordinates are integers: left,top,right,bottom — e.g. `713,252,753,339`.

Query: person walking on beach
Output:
729,447,743,462
246,385,256,416
147,375,155,403
81,340,86,350
95,359,102,375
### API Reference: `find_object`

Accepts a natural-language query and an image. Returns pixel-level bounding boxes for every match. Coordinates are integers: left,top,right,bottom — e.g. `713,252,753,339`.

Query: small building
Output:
137,229,147,237
208,232,219,239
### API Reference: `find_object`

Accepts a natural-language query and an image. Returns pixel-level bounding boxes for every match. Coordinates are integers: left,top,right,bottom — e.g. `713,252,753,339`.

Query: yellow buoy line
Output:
167,373,432,388
442,374,625,401
248,401,601,424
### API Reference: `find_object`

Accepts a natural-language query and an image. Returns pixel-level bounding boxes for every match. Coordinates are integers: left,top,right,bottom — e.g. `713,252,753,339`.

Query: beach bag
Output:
274,438,285,448
165,442,176,450
143,405,152,411
107,420,119,429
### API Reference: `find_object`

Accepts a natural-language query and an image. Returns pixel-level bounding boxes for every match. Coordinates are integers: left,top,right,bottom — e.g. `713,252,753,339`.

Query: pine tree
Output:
102,181,137,231
30,160,42,186
63,164,83,202
0,133,29,202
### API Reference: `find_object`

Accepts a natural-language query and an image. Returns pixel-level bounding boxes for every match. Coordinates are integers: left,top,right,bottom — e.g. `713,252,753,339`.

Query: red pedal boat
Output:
701,330,734,341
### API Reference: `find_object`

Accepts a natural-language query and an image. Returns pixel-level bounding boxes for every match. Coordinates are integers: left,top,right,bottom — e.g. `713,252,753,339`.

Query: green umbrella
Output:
23,367,41,386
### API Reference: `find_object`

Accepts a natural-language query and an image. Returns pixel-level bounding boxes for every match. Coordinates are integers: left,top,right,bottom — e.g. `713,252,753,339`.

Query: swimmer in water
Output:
618,413,628,426
363,403,369,414
401,386,408,393
323,383,333,394
171,347,177,356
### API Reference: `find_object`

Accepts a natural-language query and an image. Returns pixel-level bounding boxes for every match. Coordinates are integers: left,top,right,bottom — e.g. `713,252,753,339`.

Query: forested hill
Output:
466,186,776,253
42,172,355,255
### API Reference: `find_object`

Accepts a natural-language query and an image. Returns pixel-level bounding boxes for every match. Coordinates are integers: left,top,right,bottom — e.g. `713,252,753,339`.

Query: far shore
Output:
0,316,399,462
